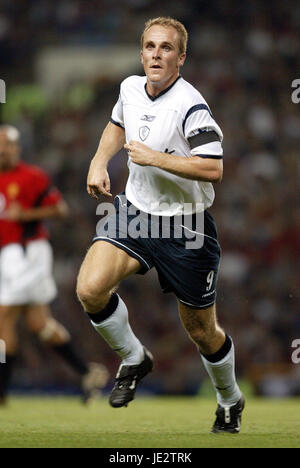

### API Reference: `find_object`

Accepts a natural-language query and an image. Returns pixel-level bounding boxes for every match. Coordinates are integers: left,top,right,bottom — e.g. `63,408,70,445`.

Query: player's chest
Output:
123,103,181,151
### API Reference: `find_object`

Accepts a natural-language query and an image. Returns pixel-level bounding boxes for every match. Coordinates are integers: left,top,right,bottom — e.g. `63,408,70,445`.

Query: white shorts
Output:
0,239,57,306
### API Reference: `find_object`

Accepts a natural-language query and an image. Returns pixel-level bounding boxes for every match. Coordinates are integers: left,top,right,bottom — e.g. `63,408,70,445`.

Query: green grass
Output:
0,396,299,448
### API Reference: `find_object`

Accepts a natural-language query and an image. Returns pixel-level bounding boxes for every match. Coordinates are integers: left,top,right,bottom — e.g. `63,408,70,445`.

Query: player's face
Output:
141,25,186,91
0,132,20,171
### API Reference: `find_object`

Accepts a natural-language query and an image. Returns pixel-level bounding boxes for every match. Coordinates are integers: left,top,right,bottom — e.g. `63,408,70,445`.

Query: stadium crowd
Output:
0,0,299,396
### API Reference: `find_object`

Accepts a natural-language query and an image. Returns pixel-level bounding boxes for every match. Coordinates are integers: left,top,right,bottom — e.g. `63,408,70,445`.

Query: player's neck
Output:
0,161,19,172
146,73,180,98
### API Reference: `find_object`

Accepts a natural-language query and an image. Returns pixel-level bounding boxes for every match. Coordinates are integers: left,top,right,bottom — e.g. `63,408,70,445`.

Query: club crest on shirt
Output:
7,183,20,199
139,126,150,141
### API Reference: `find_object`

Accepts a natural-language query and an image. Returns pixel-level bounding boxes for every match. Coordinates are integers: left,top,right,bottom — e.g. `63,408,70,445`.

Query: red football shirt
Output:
0,162,62,247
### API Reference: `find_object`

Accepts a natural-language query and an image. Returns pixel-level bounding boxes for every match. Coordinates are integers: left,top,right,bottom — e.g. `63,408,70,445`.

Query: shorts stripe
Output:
180,225,221,247
92,236,152,270
178,298,216,309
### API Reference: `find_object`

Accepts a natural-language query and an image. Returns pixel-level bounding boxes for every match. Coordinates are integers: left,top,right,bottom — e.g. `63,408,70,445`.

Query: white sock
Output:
201,339,242,407
90,295,145,366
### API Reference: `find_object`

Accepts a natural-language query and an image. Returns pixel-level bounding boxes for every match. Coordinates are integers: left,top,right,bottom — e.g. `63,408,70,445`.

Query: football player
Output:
0,125,109,405
77,17,244,433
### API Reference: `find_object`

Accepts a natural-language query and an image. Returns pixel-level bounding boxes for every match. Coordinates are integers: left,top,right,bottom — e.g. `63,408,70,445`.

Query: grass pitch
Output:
0,396,299,448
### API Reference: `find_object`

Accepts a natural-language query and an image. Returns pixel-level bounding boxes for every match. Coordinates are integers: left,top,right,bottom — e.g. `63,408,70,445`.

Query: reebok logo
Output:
140,114,156,122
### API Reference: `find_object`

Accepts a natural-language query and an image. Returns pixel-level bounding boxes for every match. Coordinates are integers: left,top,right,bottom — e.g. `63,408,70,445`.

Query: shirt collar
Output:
144,75,182,101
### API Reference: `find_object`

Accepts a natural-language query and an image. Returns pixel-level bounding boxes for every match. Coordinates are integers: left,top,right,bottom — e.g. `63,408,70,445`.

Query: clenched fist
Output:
124,141,157,167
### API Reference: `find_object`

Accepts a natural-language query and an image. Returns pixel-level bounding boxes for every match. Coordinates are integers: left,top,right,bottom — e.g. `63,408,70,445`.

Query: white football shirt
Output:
111,75,223,216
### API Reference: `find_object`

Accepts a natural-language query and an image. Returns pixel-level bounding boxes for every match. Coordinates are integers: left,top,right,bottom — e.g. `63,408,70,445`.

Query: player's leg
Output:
24,304,109,402
178,300,244,432
25,304,86,370
77,239,143,312
24,240,93,382
77,240,145,364
0,305,22,404
178,301,225,355
77,241,153,407
77,240,147,364
0,244,28,403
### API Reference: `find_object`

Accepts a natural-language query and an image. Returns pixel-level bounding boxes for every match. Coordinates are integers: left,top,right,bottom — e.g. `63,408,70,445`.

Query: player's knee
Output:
25,313,46,334
76,276,109,311
33,318,70,343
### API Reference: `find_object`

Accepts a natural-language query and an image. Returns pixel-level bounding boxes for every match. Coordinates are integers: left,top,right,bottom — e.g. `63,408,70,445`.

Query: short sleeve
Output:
183,104,223,159
31,170,62,207
40,186,62,207
110,93,124,129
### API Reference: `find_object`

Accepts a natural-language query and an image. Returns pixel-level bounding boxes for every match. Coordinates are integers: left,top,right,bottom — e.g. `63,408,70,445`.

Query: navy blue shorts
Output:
93,193,221,309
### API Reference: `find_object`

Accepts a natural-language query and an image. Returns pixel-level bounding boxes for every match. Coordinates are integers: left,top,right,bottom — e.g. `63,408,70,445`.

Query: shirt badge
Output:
139,126,150,142
7,183,20,199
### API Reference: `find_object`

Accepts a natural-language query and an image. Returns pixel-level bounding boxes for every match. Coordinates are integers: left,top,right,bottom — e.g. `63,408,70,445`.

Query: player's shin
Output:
38,318,89,375
87,293,144,366
200,335,242,407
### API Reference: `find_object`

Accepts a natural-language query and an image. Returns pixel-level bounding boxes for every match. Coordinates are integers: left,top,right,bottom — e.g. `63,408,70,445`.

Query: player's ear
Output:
178,53,186,68
140,50,144,65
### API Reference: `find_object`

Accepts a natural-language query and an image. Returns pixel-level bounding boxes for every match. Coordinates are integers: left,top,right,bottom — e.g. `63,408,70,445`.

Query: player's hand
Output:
87,163,112,199
124,141,156,166
3,202,24,222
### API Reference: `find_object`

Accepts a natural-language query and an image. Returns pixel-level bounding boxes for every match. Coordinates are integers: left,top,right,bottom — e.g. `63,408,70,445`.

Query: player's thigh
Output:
77,240,141,297
0,305,23,334
24,304,51,333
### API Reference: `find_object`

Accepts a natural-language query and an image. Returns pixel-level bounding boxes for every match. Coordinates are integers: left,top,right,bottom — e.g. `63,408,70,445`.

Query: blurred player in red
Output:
0,125,109,405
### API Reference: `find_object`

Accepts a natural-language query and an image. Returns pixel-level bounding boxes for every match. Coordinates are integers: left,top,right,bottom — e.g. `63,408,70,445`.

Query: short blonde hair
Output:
141,17,188,55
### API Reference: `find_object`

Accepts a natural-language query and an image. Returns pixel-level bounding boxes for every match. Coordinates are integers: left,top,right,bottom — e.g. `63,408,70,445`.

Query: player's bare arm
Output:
87,122,125,199
124,140,223,183
4,199,69,222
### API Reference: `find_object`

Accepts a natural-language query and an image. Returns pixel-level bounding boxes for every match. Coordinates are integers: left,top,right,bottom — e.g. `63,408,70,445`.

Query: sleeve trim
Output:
33,185,52,207
182,104,214,135
194,154,223,160
110,118,124,129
